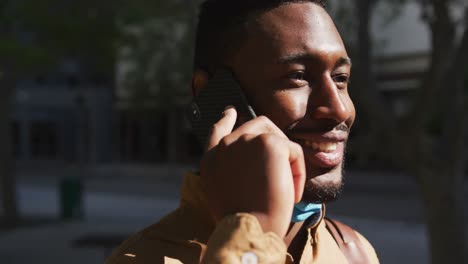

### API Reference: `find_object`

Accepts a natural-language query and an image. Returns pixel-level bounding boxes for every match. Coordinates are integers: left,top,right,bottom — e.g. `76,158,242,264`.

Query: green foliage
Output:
377,0,409,27
16,0,119,73
0,0,199,108
118,20,193,108
116,0,197,108
0,37,53,73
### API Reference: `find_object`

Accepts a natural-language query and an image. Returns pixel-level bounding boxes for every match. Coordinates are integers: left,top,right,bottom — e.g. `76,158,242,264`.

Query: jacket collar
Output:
179,171,211,213
143,171,216,248
178,171,326,237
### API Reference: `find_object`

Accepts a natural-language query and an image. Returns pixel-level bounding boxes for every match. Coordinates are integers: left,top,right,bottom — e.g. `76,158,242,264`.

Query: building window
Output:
11,121,19,158
30,121,58,159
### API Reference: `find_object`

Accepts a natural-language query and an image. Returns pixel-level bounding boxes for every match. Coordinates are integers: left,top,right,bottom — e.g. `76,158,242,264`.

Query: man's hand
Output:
200,107,306,238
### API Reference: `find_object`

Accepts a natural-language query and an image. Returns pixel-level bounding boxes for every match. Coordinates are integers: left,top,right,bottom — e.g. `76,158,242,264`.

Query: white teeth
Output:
304,141,337,152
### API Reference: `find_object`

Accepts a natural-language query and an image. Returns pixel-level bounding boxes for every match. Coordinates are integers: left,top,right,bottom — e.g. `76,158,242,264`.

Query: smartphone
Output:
186,68,257,148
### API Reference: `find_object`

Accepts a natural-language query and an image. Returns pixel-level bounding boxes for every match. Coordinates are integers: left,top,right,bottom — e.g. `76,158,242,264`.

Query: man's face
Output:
226,3,355,203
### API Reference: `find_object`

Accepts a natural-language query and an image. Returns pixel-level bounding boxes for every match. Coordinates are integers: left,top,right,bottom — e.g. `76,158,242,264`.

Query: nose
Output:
308,75,353,123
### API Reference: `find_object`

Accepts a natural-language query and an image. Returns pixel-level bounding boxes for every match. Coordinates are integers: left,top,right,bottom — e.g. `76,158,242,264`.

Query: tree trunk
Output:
423,6,468,263
352,0,400,167
349,0,467,262
420,171,466,263
0,81,18,227
0,0,19,227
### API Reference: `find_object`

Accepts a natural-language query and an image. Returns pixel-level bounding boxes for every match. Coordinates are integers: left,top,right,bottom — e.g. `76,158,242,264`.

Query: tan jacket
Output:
106,172,379,264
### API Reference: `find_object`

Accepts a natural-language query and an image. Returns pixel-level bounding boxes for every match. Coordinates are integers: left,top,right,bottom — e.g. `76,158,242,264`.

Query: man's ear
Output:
191,69,210,96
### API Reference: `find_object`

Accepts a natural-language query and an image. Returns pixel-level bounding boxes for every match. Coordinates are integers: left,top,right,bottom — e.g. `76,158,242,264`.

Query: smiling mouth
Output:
303,141,337,153
291,137,345,168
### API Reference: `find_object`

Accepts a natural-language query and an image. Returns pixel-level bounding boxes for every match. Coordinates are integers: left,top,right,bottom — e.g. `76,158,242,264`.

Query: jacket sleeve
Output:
201,213,287,264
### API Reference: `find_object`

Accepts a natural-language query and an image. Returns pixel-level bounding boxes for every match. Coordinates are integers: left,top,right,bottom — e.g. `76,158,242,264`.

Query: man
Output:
107,1,379,263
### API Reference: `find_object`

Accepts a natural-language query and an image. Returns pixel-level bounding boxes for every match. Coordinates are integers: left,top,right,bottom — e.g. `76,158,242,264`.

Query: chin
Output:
301,163,345,204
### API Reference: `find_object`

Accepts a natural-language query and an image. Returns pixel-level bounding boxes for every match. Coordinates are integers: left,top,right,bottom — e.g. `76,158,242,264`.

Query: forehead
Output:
240,2,346,63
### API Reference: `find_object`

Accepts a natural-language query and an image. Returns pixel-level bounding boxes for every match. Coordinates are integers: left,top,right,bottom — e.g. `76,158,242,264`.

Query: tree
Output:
331,0,468,262
0,0,197,226
411,1,468,262
116,1,196,108
0,0,24,227
116,0,198,162
0,0,117,226
0,77,17,227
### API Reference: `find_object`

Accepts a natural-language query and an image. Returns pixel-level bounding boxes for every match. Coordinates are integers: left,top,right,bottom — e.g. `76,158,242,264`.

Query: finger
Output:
205,106,237,151
287,141,306,203
226,116,288,144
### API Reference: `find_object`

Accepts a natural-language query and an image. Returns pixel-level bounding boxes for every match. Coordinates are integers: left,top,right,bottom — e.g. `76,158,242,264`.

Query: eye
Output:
281,70,309,89
288,71,306,81
333,74,350,87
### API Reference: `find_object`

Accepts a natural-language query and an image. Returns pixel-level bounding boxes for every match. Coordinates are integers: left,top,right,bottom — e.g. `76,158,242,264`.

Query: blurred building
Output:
372,2,432,117
113,58,200,163
12,2,464,166
10,72,199,165
113,20,202,164
113,99,200,164
11,63,114,163
366,2,467,173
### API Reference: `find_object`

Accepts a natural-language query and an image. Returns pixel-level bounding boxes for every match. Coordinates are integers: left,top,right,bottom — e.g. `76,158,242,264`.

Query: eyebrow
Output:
277,53,352,68
335,56,352,68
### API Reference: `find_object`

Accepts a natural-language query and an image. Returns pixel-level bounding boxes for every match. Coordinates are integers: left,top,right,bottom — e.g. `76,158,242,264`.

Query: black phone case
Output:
187,68,256,148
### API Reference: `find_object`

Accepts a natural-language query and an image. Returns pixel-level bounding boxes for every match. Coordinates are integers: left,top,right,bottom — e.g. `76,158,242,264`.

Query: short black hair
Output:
193,0,326,72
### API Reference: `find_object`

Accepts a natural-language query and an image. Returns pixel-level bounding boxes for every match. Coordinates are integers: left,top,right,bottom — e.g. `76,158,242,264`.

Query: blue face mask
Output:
291,202,322,223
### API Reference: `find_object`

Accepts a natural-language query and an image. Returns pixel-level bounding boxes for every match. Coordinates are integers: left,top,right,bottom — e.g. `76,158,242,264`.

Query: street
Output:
1,163,467,263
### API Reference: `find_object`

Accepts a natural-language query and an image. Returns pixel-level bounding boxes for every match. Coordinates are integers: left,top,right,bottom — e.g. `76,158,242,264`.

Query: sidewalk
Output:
0,182,430,264
1,183,179,264
16,162,452,223
4,162,437,264
8,162,468,263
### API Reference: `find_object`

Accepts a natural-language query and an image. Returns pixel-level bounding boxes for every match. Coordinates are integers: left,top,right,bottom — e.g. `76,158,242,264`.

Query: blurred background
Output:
0,0,467,263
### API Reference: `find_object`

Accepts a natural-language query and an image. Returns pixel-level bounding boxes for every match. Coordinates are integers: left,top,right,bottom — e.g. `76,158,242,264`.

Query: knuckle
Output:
291,140,302,149
239,134,251,143
218,136,230,148
257,115,271,124
290,141,304,156
256,133,276,148
256,115,277,133
210,123,221,134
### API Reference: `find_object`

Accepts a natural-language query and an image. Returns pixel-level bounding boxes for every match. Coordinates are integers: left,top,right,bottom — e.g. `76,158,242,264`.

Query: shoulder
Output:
323,218,380,264
105,207,211,264
354,230,380,264
105,232,204,264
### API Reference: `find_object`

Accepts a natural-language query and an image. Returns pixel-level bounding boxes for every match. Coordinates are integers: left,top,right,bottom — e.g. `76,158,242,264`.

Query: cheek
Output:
266,91,309,130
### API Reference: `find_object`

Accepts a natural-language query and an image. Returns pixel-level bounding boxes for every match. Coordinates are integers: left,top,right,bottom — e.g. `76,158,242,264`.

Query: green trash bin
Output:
59,176,84,220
